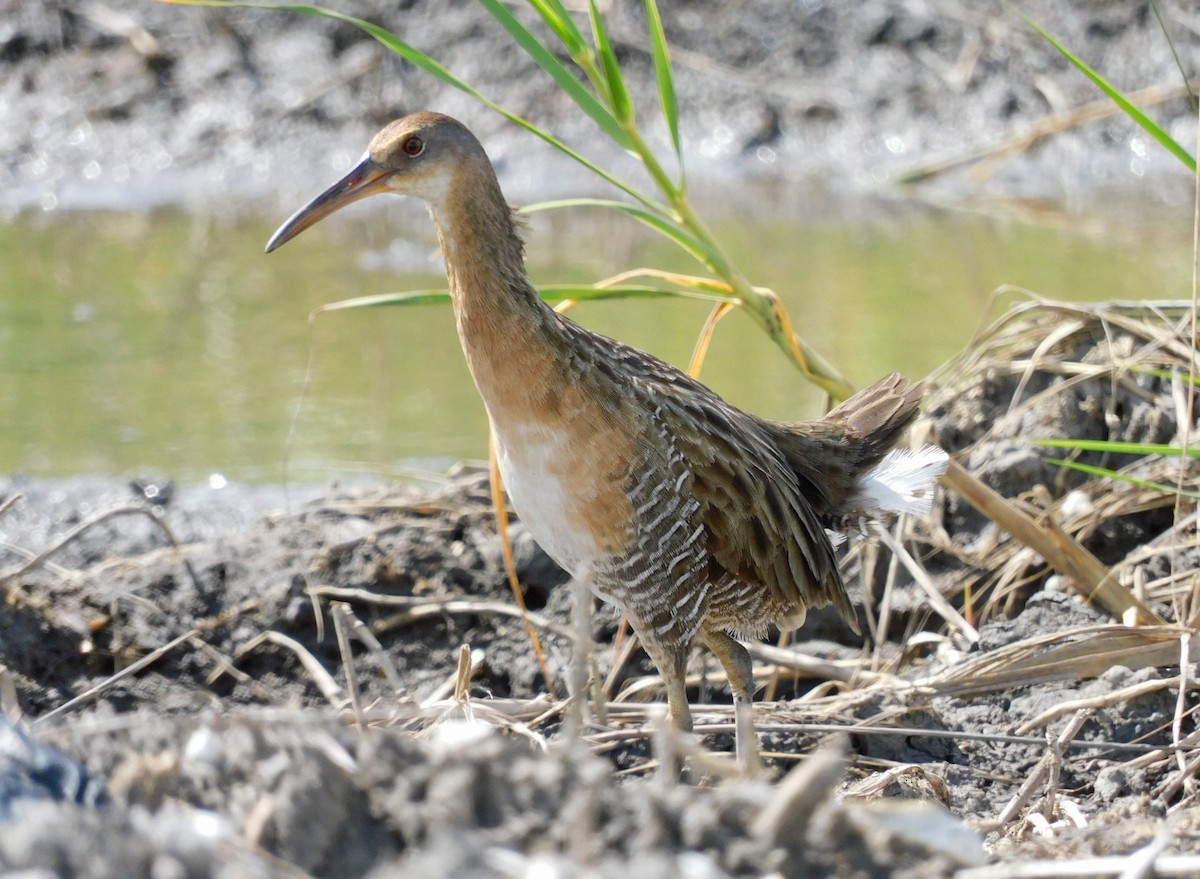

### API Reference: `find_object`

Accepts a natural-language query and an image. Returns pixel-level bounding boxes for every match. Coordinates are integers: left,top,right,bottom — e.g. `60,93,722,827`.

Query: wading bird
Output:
267,112,948,768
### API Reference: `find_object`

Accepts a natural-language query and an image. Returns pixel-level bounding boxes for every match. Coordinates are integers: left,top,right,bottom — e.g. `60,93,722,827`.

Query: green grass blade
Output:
316,284,738,313
586,0,634,123
1046,458,1200,501
1125,364,1200,387
475,0,632,149
643,0,682,168
524,0,588,56
1013,5,1196,172
521,197,713,265
1030,438,1200,458
315,290,452,311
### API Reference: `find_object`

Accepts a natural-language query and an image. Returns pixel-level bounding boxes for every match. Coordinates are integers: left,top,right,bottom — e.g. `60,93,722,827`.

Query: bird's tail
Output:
847,445,949,520
766,372,948,530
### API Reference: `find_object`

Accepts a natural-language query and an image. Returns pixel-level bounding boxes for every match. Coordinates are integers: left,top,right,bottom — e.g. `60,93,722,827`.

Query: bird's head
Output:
265,112,485,253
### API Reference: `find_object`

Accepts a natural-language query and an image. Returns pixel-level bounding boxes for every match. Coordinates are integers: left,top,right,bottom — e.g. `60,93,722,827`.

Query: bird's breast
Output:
493,421,595,575
489,403,638,582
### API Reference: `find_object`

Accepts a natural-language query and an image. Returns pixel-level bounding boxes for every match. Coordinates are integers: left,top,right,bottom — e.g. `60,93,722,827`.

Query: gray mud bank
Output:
3,1,1197,214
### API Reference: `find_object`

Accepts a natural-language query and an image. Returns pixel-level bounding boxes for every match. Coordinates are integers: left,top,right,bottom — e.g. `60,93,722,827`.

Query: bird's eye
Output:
402,135,425,157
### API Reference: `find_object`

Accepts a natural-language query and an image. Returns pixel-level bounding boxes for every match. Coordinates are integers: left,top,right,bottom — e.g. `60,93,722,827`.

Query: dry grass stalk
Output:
236,630,344,708
306,588,574,640
330,602,409,700
912,298,1199,624
926,625,1200,698
895,81,1194,185
1016,674,1196,736
993,709,1093,830
877,525,979,643
35,629,198,725
331,601,366,731
0,504,208,624
420,647,484,707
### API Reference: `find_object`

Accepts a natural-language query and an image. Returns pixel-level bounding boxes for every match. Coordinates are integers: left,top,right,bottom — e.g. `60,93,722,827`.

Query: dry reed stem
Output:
942,461,1164,625
914,298,1200,624
926,625,1200,698
896,81,1194,185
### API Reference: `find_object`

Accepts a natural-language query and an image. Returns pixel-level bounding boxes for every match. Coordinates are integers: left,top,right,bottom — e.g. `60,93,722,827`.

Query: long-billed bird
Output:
267,112,948,767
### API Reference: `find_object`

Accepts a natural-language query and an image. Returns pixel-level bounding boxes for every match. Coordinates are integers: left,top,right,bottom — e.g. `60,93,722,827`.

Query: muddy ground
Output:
3,2,1200,877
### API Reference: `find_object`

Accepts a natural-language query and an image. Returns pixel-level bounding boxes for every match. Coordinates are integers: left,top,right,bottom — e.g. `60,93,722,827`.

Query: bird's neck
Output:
427,170,566,420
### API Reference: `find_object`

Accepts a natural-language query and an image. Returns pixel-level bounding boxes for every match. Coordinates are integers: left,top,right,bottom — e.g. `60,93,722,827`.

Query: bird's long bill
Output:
265,155,391,253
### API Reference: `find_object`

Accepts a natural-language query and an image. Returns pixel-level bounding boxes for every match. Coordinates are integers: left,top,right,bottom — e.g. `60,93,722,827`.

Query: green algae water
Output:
1,194,1191,483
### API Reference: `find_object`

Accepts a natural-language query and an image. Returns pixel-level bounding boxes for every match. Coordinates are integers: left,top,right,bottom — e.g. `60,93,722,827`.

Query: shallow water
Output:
2,193,1191,483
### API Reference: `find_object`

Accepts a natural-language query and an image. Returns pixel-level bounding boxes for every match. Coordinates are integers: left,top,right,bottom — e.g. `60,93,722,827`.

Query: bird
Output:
266,112,948,768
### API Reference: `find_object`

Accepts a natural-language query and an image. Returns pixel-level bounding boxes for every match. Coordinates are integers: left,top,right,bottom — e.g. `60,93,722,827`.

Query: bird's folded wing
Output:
661,393,856,627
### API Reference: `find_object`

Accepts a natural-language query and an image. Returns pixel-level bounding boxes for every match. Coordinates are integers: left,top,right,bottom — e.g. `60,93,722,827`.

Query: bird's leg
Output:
563,567,595,742
701,630,763,776
634,633,692,779
662,650,693,734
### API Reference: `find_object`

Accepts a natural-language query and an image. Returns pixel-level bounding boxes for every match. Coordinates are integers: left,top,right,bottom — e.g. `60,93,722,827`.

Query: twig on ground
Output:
1017,674,1195,735
236,631,343,709
332,601,366,732
34,629,197,725
309,585,574,639
993,709,1093,830
0,505,206,598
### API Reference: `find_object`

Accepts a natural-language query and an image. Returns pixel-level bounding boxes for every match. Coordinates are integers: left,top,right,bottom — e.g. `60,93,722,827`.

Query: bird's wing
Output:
576,327,856,628
653,386,857,628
